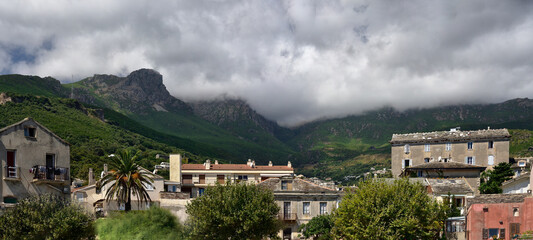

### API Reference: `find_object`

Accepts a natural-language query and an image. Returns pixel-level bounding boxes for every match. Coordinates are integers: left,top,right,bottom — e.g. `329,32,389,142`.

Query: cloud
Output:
1,0,533,126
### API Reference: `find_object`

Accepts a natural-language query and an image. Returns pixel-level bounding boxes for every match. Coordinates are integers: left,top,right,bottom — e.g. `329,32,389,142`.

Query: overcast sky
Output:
1,0,533,126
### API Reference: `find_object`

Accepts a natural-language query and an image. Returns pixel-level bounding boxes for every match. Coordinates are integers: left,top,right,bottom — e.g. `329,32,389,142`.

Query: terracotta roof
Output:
182,163,293,171
257,177,338,192
391,128,510,144
406,161,486,171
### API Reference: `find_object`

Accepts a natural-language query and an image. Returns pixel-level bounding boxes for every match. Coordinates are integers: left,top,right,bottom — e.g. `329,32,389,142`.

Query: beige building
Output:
72,166,189,219
169,154,294,198
390,128,510,177
1,118,70,208
258,176,342,240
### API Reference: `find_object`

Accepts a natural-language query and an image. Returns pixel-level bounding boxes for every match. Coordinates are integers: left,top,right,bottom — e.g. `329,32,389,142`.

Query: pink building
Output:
466,194,533,239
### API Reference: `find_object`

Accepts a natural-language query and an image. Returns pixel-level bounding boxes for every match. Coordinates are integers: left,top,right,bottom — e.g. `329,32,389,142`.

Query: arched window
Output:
404,144,410,153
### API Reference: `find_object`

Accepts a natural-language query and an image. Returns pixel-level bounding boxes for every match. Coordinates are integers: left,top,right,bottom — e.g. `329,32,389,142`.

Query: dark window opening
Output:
24,127,36,138
488,141,494,149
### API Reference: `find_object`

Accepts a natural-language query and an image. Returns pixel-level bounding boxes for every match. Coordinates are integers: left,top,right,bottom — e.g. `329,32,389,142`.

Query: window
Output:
404,144,410,153
320,202,327,215
466,157,474,165
281,181,288,190
518,161,526,167
514,207,519,217
76,193,85,202
144,182,154,191
467,142,473,150
488,141,494,149
417,171,423,177
24,127,36,138
402,159,411,168
446,142,452,151
424,144,430,152
510,223,520,237
198,188,205,196
488,155,494,166
424,158,430,163
217,175,225,184
489,229,500,239
6,150,17,178
237,175,248,181
303,202,310,215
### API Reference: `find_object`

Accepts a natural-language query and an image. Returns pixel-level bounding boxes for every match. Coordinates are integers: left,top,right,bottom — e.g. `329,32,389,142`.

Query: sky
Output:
1,0,533,126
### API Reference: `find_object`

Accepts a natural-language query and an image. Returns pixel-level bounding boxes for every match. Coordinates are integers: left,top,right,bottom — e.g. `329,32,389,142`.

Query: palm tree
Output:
98,149,154,212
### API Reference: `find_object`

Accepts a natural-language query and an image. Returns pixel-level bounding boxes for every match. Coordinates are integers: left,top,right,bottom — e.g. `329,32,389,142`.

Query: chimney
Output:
101,164,108,179
215,160,219,164
268,161,273,166
205,159,211,170
247,159,252,167
88,168,95,185
287,161,292,168
169,154,182,183
251,160,255,168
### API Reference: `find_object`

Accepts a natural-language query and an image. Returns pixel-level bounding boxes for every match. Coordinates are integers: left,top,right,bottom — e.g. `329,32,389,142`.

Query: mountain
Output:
66,69,298,165
0,92,205,180
2,70,533,184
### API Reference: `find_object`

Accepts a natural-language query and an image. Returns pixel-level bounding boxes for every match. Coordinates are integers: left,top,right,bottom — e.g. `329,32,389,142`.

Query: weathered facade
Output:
1,118,70,207
391,128,510,177
258,176,342,240
466,194,533,240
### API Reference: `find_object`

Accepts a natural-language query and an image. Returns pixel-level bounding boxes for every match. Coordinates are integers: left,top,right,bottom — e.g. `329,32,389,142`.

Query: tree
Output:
479,162,514,194
298,214,334,240
0,194,95,240
96,206,184,240
98,149,154,212
186,183,282,240
333,178,447,240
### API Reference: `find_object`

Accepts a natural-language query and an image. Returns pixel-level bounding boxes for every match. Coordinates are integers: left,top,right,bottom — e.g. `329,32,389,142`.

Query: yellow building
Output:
169,154,294,197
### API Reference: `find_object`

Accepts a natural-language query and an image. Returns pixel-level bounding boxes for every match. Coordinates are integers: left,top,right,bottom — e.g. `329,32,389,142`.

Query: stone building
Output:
169,154,294,198
466,194,533,240
1,118,70,208
258,176,343,240
390,128,510,177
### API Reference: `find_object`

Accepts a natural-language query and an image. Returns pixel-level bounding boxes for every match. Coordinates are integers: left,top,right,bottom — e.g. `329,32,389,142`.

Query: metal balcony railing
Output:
4,166,20,179
279,213,297,221
32,165,69,182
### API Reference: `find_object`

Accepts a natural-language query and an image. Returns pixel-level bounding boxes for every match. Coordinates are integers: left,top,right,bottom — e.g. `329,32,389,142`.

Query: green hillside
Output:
0,93,204,180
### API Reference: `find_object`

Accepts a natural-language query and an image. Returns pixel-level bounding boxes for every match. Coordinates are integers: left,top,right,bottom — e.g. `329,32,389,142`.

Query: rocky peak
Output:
72,69,191,114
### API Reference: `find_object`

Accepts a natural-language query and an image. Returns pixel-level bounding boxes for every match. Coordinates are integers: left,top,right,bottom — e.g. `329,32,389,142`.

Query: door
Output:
7,151,16,178
46,154,55,180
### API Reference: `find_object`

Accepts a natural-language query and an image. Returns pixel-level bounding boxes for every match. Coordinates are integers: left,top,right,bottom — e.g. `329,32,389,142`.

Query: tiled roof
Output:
501,173,530,187
407,161,486,170
391,128,510,144
182,163,293,171
466,193,531,209
426,178,474,195
257,177,338,192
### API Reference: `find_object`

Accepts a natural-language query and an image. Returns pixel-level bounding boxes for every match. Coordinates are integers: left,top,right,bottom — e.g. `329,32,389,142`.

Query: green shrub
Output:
96,206,184,240
0,194,95,240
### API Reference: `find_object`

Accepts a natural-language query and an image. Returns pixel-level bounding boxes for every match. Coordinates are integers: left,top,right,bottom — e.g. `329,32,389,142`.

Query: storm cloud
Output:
1,0,533,126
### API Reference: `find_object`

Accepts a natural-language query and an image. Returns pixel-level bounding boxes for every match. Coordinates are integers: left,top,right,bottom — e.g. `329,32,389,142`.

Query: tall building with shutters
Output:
390,127,510,177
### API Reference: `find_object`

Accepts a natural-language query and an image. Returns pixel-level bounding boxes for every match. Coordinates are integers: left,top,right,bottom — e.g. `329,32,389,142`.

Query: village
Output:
1,117,532,239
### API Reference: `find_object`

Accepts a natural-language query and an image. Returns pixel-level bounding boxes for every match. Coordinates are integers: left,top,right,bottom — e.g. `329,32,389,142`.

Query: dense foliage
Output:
298,214,334,240
479,162,514,194
186,183,282,240
98,149,154,211
0,194,95,240
333,178,447,240
0,93,202,180
96,207,184,240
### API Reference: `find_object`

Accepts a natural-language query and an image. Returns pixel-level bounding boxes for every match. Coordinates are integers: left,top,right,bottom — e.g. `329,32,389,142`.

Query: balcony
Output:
32,165,69,183
279,213,298,221
3,166,20,180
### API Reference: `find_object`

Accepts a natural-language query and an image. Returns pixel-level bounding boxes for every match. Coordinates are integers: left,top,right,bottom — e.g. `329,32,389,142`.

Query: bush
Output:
96,206,184,240
0,194,95,240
